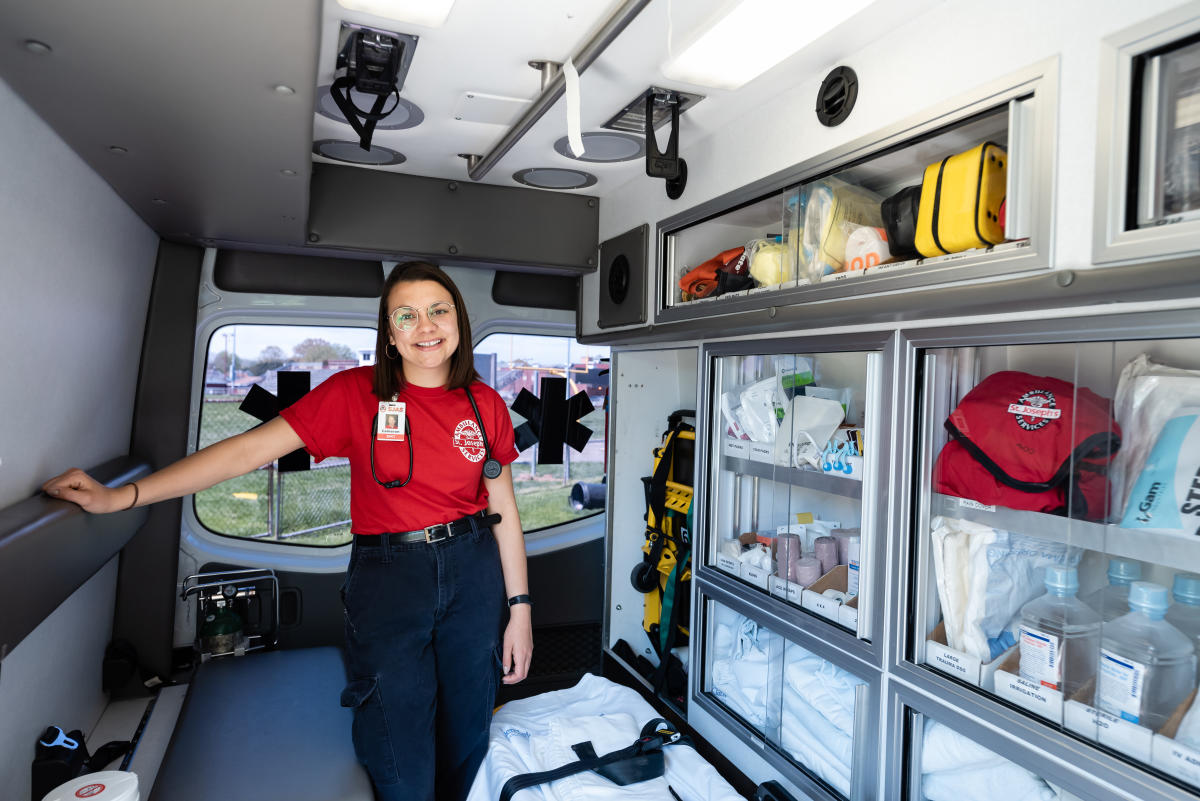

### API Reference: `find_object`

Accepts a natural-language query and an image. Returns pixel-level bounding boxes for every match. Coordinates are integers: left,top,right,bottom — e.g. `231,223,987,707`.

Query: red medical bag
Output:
933,371,1121,521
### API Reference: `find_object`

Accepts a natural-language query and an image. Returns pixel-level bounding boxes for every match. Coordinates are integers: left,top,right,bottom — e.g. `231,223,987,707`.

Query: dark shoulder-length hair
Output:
373,261,479,400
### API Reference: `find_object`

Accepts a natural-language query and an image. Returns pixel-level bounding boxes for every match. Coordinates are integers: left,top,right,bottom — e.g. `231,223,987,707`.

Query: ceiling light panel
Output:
335,0,455,27
662,0,874,90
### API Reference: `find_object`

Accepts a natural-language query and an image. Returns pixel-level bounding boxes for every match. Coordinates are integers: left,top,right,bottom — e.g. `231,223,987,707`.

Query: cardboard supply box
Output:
991,658,1200,771
924,621,1012,690
800,565,859,630
1153,689,1200,787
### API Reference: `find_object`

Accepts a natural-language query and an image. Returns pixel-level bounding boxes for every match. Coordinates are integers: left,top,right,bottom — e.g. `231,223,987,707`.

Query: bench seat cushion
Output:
150,647,373,801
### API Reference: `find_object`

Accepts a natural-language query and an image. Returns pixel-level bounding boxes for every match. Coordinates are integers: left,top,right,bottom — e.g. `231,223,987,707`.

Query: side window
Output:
475,333,610,532
195,324,376,546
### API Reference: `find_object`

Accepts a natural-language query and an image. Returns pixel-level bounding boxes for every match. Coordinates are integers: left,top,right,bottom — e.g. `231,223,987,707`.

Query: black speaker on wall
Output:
597,224,648,329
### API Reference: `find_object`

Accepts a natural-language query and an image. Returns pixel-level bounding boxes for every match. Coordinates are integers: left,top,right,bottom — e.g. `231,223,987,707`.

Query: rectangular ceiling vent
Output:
601,86,705,133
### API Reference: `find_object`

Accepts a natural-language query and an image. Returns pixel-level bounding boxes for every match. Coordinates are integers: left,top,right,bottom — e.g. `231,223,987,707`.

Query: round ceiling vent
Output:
816,66,858,127
553,132,645,163
512,168,598,190
313,139,406,166
316,85,424,130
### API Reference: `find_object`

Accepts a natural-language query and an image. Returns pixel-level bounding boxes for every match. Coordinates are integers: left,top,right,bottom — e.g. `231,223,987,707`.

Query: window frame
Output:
473,327,611,537
182,309,377,560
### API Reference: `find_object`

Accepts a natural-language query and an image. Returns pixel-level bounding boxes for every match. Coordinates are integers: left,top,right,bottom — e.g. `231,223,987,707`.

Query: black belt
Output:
353,511,501,546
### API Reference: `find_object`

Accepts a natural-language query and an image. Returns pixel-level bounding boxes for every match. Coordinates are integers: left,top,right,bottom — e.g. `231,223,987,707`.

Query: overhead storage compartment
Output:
1094,5,1200,267
655,61,1054,324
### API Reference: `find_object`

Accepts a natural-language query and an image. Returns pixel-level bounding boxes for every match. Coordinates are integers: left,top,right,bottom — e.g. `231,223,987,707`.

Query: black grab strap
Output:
498,719,684,801
329,75,397,150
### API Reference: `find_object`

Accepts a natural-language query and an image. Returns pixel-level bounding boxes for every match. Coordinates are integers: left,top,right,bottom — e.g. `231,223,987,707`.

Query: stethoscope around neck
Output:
369,385,502,489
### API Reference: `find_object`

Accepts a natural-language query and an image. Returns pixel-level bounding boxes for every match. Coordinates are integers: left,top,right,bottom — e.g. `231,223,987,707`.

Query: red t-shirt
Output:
279,366,519,534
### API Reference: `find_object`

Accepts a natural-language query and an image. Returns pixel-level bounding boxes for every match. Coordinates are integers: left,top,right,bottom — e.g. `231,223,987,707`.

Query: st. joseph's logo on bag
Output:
1007,389,1062,431
453,419,486,462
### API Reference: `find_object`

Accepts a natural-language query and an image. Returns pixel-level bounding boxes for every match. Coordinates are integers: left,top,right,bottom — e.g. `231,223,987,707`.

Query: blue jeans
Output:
340,523,505,801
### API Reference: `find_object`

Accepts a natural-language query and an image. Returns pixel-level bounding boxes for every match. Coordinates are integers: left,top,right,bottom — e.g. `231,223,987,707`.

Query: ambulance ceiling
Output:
0,0,934,253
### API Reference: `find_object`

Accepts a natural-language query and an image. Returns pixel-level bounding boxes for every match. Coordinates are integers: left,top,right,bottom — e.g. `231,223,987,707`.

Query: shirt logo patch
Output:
453,419,486,462
1007,389,1061,431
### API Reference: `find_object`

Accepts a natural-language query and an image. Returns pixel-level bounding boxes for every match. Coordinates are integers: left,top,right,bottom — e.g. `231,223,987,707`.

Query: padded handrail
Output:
0,456,150,658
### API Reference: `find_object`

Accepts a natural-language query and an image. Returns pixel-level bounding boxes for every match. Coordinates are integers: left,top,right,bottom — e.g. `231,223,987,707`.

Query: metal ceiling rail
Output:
466,0,653,181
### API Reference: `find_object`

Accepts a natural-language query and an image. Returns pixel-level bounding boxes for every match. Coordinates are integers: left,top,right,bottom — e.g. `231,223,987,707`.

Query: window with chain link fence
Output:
194,326,609,546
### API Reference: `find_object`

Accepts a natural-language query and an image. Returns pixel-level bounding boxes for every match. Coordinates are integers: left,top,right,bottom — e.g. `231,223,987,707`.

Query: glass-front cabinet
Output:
687,335,892,799
895,695,1090,801
695,588,876,801
906,312,1200,796
702,338,890,641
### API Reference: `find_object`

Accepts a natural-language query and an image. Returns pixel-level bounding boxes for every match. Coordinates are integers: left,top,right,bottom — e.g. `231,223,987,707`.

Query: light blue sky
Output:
208,325,608,367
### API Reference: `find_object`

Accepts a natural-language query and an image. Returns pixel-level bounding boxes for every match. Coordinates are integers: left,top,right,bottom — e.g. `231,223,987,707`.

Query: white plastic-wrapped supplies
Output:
930,517,1079,662
921,720,1060,801
1110,354,1200,522
798,178,885,281
710,613,777,728
1120,410,1200,535
737,377,784,442
467,674,742,801
708,608,861,794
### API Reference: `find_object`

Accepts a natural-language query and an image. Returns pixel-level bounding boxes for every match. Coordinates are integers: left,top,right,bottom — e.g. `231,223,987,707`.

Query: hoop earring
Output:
385,343,399,360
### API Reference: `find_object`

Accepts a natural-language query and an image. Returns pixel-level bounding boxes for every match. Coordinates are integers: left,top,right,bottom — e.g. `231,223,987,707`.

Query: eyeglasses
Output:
389,301,456,331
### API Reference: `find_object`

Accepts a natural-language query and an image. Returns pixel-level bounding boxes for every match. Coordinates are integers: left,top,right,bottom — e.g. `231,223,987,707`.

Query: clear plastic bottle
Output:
1165,573,1200,683
1017,566,1101,697
1098,581,1197,730
1081,558,1142,622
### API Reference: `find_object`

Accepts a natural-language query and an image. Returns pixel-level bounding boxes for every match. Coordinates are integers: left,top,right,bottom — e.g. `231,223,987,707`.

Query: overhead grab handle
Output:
644,91,687,200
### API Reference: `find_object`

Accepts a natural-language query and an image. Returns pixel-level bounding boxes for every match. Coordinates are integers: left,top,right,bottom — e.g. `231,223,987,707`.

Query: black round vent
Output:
607,254,630,304
816,66,858,127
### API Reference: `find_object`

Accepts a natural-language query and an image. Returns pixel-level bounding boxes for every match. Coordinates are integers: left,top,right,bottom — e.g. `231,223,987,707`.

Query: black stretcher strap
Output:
499,719,685,801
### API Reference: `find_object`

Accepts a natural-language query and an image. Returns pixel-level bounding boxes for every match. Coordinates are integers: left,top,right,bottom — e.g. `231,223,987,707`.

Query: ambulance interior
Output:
4,1,1200,800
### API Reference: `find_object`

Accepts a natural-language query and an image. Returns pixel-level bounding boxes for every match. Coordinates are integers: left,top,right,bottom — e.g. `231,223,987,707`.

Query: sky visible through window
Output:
209,326,608,368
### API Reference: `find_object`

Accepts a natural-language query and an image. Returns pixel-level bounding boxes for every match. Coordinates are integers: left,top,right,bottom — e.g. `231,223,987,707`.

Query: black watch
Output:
507,594,532,607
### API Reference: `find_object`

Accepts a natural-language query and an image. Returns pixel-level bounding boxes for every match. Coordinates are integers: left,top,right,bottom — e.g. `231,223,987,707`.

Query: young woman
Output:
43,261,533,801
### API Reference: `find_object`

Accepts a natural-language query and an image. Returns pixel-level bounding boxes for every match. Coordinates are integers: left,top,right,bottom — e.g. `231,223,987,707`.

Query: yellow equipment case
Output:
914,141,1007,257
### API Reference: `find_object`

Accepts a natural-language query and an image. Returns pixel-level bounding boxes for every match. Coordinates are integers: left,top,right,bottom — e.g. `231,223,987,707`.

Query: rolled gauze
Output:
790,556,823,586
813,535,838,575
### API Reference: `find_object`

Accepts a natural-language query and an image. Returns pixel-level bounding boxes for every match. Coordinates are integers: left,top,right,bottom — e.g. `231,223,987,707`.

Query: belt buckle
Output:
424,523,450,543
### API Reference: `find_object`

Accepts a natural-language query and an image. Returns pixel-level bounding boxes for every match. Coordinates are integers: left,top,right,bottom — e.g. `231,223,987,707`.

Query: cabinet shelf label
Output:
995,668,1064,723
742,564,770,589
1064,700,1153,761
802,589,841,622
769,576,803,604
715,554,740,574
1153,734,1200,787
747,443,774,463
926,640,982,685
723,439,750,459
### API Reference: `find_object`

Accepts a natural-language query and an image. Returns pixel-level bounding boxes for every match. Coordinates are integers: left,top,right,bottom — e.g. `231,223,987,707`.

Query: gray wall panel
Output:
0,79,158,508
308,164,599,272
119,242,204,681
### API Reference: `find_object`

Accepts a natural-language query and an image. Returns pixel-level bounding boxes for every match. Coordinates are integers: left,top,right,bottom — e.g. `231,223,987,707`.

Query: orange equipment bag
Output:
679,246,746,299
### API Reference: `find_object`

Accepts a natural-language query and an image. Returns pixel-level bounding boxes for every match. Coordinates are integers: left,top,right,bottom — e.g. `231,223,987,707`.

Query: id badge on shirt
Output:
377,401,406,441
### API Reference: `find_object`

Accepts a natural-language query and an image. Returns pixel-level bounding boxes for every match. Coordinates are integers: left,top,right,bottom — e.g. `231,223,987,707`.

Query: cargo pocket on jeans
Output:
488,646,505,715
341,675,398,784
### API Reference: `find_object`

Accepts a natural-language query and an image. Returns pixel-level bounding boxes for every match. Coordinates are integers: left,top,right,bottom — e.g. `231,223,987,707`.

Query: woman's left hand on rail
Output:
501,605,533,684
42,468,133,514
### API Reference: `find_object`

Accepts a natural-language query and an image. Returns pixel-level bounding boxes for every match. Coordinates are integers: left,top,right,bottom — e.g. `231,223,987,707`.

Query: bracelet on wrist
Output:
124,481,139,511
507,594,531,607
